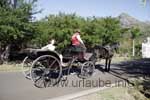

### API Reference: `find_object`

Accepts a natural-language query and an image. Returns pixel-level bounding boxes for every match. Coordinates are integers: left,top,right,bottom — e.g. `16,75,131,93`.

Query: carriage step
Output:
61,63,69,67
63,57,72,60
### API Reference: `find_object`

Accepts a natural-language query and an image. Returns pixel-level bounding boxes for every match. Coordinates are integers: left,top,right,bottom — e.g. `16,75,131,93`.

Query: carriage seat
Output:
22,48,48,55
21,48,59,59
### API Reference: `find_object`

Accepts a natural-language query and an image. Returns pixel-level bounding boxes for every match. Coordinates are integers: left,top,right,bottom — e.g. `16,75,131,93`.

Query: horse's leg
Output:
107,59,112,72
105,59,108,71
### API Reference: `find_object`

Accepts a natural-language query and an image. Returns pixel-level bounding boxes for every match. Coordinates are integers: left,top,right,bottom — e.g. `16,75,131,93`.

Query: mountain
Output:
117,13,150,29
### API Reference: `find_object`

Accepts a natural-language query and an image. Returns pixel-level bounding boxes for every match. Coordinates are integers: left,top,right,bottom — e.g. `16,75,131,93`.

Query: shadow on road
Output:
108,58,150,98
110,58,150,78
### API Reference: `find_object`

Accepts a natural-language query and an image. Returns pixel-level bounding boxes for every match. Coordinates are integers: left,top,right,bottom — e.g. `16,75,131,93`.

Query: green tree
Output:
0,0,37,49
100,17,121,45
130,26,141,57
81,17,103,47
32,13,85,50
32,14,123,50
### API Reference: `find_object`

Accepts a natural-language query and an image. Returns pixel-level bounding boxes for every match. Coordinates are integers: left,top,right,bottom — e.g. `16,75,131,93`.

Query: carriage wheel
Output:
30,55,62,88
78,61,95,79
1,51,9,63
67,57,78,75
22,56,33,79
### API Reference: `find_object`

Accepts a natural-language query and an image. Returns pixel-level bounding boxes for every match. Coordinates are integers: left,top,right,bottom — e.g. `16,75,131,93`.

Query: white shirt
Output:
41,44,55,51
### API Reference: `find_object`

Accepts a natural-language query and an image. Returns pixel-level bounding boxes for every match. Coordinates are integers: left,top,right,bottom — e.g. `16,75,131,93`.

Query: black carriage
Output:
22,47,96,88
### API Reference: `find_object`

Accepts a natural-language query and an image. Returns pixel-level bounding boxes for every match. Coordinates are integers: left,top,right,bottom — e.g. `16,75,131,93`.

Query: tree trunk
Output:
0,44,3,64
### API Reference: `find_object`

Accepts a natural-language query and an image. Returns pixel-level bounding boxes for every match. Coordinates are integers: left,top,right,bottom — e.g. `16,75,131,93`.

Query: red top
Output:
71,32,80,45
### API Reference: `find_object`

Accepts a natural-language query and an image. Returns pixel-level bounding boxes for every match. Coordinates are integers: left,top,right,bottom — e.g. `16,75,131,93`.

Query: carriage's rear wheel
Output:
1,51,9,63
22,56,33,79
30,55,62,88
78,61,95,79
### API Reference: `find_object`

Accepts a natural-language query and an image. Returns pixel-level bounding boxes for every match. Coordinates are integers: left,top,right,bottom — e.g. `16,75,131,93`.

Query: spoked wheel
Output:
31,55,62,88
67,57,78,75
1,51,9,63
22,56,33,79
78,61,95,79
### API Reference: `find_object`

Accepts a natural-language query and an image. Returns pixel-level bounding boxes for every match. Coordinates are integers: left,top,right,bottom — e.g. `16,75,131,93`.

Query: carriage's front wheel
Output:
78,61,95,79
30,55,62,88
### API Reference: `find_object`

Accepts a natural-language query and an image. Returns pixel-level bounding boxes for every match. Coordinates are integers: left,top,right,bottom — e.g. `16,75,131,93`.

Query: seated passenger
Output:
41,39,56,51
41,39,65,66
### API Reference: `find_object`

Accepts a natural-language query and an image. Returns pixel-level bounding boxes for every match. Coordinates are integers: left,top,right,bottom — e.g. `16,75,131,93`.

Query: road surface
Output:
0,67,126,100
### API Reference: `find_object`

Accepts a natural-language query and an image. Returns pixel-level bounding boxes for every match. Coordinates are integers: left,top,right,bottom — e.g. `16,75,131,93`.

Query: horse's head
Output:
104,42,120,52
109,42,120,53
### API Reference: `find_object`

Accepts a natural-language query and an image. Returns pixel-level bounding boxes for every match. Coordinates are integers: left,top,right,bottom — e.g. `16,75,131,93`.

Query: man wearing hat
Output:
71,29,86,60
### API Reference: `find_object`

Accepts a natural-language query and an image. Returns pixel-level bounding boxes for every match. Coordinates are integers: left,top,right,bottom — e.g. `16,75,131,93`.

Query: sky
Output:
34,0,150,21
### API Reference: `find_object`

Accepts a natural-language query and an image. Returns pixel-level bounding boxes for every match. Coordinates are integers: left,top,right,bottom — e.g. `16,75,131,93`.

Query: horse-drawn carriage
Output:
21,42,118,88
22,46,96,88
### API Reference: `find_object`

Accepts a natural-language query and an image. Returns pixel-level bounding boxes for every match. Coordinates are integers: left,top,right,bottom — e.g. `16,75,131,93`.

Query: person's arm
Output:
77,35,84,44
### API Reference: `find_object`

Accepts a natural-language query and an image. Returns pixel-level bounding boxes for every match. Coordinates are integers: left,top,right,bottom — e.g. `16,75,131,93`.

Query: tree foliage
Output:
130,26,141,39
0,0,141,56
31,14,122,50
0,0,37,47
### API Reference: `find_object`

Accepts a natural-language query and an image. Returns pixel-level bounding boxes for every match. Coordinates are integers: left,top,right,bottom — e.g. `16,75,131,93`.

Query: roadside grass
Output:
129,77,150,99
73,75,150,100
74,87,149,100
0,63,22,72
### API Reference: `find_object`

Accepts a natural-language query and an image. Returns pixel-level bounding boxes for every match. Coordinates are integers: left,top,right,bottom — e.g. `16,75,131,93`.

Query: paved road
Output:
0,67,125,100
